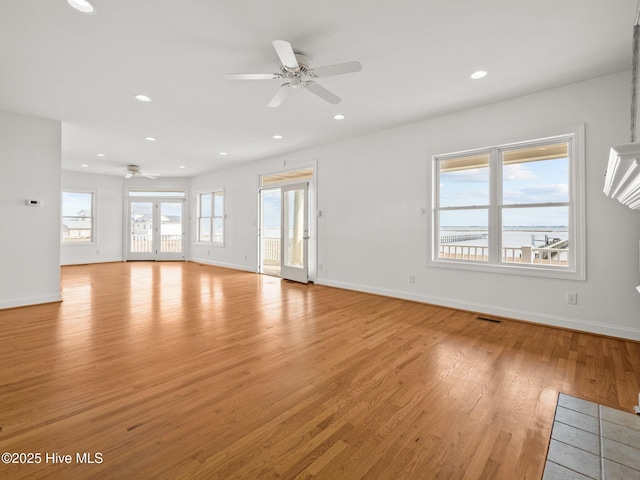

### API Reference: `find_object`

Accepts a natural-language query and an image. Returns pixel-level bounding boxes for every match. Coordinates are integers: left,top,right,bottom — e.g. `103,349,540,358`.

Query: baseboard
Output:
0,293,62,310
187,257,256,273
61,257,123,266
316,278,640,342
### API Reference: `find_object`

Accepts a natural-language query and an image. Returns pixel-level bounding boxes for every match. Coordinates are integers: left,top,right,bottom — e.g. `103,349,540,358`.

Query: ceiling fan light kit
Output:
67,0,97,15
226,40,361,108
124,165,160,179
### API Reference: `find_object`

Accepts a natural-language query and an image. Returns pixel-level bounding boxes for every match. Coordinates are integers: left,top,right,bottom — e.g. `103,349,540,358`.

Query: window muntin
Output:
433,132,582,277
197,190,224,245
61,191,95,243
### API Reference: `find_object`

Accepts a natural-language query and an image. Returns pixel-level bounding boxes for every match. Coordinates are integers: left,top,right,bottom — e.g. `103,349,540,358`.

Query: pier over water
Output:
440,233,487,243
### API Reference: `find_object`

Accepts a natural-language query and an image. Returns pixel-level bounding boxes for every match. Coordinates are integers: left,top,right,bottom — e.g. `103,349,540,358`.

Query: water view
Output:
439,226,569,265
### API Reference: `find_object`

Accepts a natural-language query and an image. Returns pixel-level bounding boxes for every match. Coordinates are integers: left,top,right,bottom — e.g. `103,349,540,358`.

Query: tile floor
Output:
543,393,640,480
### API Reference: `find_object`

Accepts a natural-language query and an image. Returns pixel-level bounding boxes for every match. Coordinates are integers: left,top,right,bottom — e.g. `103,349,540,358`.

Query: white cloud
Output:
503,163,537,181
521,184,569,196
441,168,489,183
504,183,569,203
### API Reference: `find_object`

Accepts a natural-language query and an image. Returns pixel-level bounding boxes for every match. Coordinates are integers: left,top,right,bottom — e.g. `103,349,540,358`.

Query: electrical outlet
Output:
409,274,415,284
566,292,577,305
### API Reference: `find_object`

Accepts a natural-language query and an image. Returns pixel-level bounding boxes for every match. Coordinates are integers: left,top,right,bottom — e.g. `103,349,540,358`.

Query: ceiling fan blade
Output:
305,81,341,105
140,173,159,179
268,84,290,108
272,40,299,69
124,173,133,179
225,73,281,80
311,61,362,77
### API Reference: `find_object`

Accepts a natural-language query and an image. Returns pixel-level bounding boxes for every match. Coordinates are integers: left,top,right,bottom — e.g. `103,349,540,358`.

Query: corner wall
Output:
59,173,191,265
190,71,640,340
61,170,125,265
0,110,61,308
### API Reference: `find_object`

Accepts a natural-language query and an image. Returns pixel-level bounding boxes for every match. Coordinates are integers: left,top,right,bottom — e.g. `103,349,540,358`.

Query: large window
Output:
432,129,584,279
61,190,95,244
197,190,224,245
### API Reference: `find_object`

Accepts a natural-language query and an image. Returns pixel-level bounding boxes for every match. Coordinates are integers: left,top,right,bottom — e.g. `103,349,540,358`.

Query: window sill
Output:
428,258,585,281
196,242,224,247
61,241,97,247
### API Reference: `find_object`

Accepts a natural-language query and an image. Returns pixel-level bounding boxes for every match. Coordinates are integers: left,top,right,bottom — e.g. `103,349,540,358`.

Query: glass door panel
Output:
281,183,308,283
260,188,282,276
129,201,154,260
158,201,184,259
127,199,185,261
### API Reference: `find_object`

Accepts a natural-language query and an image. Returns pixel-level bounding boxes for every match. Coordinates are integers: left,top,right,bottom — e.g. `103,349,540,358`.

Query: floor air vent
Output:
476,316,501,324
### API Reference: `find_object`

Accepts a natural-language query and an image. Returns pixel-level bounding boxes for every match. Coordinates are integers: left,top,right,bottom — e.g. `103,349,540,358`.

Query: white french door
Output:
128,198,185,261
280,183,309,283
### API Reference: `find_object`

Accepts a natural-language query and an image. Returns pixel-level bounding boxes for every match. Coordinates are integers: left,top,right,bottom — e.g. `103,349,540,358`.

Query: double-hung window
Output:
432,128,584,279
197,190,224,245
61,190,95,244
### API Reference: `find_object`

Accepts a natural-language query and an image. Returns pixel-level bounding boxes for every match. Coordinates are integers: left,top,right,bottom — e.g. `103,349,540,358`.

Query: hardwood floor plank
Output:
0,262,639,479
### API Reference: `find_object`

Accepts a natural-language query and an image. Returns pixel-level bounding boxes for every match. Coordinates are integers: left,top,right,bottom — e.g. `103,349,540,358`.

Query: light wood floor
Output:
1,262,639,480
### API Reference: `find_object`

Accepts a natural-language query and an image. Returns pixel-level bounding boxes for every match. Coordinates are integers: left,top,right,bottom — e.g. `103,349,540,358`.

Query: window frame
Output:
61,189,97,245
429,126,585,280
196,188,224,246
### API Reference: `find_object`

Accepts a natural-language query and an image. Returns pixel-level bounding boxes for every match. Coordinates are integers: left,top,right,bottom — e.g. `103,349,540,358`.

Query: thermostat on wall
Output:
25,199,41,206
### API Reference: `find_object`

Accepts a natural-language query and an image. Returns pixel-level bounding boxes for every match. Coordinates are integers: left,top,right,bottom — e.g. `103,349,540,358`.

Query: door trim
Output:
257,163,317,282
280,182,309,284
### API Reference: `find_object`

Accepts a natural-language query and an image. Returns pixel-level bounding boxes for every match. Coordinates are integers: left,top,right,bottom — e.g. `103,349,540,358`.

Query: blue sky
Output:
262,189,281,229
439,157,569,227
62,191,92,216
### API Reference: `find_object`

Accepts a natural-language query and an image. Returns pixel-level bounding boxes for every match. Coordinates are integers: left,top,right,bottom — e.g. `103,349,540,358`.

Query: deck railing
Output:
131,234,183,253
439,244,568,266
262,237,281,265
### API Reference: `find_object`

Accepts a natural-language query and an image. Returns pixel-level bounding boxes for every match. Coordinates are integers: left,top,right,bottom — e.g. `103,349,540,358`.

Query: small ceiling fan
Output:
124,164,159,179
226,40,362,107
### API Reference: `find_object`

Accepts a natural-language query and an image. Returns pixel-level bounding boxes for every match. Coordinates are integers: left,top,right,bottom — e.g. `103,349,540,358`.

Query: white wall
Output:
123,176,190,191
189,71,640,340
61,170,124,265
190,161,267,271
0,110,61,309
60,173,191,265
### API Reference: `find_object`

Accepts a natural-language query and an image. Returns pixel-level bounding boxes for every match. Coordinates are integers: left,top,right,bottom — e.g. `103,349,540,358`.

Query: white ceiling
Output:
0,0,637,178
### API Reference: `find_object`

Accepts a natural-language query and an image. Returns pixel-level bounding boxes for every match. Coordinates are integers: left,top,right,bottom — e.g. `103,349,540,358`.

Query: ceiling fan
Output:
226,40,362,108
123,164,159,179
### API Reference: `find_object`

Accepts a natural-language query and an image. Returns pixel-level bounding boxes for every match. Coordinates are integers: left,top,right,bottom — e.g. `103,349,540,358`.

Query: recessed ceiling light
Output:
179,165,186,169
334,114,345,120
135,94,152,102
145,137,156,142
96,153,106,157
67,0,97,14
80,164,89,168
273,135,283,140
470,70,488,79
219,152,228,156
